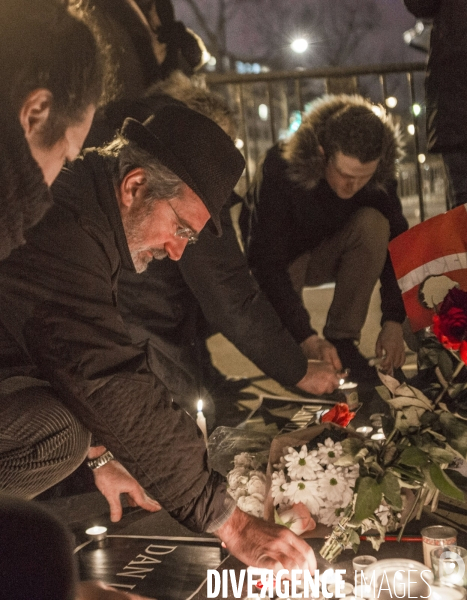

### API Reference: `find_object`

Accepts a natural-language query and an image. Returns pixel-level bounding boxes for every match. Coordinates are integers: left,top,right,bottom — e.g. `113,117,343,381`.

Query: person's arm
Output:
87,446,161,522
179,201,309,387
376,183,408,369
213,507,317,574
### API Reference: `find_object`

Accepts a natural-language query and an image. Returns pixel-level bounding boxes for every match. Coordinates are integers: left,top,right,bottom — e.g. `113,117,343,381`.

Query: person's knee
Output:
350,207,390,248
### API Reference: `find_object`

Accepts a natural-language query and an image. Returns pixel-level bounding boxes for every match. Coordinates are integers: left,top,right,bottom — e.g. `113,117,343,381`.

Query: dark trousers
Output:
288,207,390,341
0,376,90,499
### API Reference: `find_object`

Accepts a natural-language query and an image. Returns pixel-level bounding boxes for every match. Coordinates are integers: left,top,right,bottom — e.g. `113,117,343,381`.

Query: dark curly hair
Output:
319,104,385,163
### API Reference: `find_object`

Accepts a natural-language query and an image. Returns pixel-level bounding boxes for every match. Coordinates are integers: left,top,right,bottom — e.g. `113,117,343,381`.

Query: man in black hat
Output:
0,104,316,574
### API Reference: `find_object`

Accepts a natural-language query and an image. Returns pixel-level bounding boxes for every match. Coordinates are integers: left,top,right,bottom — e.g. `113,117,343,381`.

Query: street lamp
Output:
290,38,308,54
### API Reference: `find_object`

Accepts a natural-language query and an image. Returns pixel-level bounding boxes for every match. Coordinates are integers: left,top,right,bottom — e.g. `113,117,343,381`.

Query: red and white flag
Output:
389,204,467,331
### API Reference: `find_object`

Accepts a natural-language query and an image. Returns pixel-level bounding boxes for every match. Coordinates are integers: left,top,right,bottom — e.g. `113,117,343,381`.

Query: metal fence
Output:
206,61,448,225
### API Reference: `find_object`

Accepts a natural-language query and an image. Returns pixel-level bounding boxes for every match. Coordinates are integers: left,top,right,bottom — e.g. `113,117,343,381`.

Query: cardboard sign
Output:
76,535,223,599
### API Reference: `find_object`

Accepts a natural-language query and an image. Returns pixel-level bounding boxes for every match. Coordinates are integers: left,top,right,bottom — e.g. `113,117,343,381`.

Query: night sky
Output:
173,0,425,67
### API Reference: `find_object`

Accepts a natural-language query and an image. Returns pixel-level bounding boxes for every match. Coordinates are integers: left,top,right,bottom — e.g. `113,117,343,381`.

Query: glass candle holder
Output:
431,545,467,587
421,525,457,568
363,558,432,599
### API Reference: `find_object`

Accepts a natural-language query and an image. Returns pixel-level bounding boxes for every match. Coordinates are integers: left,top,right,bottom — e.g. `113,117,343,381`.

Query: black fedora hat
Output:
120,104,245,235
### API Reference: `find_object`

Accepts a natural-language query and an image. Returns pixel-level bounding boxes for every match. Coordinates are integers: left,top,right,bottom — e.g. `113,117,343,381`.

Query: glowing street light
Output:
412,103,422,117
407,124,415,135
385,96,398,108
290,38,308,54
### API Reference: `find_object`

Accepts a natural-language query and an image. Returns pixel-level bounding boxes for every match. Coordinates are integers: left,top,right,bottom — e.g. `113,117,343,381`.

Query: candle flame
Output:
197,399,203,412
85,526,107,535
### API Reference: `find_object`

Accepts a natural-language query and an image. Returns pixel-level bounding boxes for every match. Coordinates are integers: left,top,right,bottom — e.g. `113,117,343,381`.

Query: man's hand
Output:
296,360,341,395
300,334,342,371
214,507,316,574
91,457,161,522
375,321,406,372
76,581,156,600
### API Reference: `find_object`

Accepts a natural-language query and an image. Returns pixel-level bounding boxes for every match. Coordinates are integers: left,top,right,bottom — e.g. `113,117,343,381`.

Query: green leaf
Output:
428,446,457,465
429,463,464,501
387,396,432,411
353,478,382,523
438,351,454,381
381,472,402,510
398,446,429,467
349,529,361,554
439,412,467,458
341,437,365,456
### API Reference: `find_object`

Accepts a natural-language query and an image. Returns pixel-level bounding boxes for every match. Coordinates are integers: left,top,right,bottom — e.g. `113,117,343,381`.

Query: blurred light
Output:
289,110,302,133
418,153,426,163
235,138,244,150
207,56,217,67
197,399,203,412
258,104,269,121
291,38,308,53
202,49,212,64
385,96,398,108
412,103,422,116
407,124,415,135
371,105,384,118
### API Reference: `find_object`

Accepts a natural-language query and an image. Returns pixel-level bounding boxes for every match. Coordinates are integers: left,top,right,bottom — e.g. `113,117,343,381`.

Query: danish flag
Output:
389,204,467,331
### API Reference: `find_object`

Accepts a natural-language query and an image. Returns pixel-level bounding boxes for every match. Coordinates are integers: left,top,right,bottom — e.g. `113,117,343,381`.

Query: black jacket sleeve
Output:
179,200,308,386
403,0,440,19
378,180,409,325
244,150,317,344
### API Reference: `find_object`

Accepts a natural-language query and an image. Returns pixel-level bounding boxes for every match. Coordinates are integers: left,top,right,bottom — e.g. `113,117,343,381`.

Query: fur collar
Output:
281,94,404,191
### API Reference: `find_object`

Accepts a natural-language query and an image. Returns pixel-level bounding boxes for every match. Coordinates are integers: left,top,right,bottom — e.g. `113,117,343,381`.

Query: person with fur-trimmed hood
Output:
241,94,408,382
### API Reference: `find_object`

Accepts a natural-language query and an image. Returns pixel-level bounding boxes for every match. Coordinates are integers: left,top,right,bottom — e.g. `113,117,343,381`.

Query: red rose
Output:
321,402,355,427
433,289,467,359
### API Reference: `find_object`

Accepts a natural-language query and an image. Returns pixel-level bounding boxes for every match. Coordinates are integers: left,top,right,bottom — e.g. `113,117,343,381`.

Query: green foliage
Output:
353,477,382,522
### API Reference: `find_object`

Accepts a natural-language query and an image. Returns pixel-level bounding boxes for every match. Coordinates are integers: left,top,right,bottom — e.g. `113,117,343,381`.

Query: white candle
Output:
196,399,208,444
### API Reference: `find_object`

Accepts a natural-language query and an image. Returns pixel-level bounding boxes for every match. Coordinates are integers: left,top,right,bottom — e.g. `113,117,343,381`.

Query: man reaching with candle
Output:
0,105,316,575
241,94,408,381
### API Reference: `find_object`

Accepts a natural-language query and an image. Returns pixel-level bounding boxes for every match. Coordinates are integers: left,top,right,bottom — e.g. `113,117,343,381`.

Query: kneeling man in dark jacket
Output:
241,94,408,381
0,105,316,573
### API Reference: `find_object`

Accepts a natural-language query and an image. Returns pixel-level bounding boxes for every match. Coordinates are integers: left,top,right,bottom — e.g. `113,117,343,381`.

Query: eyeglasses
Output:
167,200,199,245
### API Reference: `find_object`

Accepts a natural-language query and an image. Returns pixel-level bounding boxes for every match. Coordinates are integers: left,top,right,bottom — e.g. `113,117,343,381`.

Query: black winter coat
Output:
404,0,467,152
0,151,230,532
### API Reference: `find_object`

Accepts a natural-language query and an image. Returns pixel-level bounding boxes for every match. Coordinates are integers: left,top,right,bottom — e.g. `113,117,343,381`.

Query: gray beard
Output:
131,248,168,273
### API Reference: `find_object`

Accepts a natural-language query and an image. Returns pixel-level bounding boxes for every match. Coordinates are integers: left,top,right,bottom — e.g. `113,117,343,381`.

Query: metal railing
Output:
206,61,447,224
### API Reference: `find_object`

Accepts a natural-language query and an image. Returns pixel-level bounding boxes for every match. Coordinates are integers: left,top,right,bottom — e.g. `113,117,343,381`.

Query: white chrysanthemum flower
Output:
318,505,341,527
284,445,322,480
317,465,353,504
271,470,289,506
317,438,343,465
247,473,267,497
227,486,248,501
283,480,321,515
227,466,249,490
234,452,258,469
273,455,287,471
237,493,264,518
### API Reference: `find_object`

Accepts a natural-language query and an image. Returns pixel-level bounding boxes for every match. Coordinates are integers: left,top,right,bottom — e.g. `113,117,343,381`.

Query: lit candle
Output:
356,426,373,436
196,399,208,444
85,526,108,547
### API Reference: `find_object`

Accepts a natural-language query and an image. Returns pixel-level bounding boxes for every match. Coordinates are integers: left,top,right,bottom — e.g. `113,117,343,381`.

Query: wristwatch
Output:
86,450,115,470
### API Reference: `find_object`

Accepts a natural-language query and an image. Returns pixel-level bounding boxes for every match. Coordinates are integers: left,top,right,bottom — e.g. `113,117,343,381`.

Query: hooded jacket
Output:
241,94,408,344
404,0,467,153
0,151,231,533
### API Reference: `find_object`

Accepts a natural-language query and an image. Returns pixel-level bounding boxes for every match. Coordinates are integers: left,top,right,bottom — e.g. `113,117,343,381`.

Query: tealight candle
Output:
85,526,108,547
356,426,373,436
196,399,208,444
354,584,372,598
339,381,359,409
371,432,386,441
